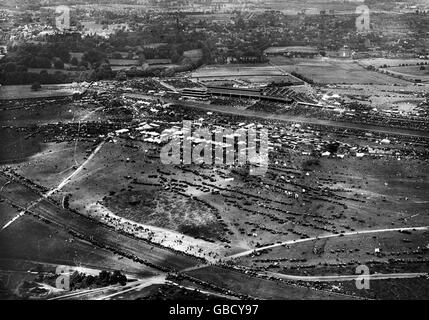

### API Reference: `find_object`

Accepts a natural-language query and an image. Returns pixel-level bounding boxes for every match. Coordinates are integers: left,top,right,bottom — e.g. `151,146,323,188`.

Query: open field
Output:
108,59,140,66
57,138,229,259
191,64,300,84
0,172,201,271
0,84,82,100
386,66,429,82
388,65,429,77
13,141,95,189
0,202,21,231
236,229,429,276
27,68,83,76
0,99,90,126
359,58,428,68
317,83,428,112
269,57,411,85
0,97,104,165
0,128,45,165
186,265,354,300
183,49,203,63
0,214,157,278
314,277,429,300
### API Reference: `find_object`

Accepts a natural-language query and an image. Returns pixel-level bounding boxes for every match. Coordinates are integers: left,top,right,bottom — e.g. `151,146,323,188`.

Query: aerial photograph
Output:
0,0,428,306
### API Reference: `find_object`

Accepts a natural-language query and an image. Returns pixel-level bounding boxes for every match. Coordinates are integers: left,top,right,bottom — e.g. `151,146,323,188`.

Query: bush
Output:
70,57,78,66
116,71,127,81
70,270,127,290
4,62,17,72
111,52,123,59
82,49,106,64
53,58,64,69
31,82,41,91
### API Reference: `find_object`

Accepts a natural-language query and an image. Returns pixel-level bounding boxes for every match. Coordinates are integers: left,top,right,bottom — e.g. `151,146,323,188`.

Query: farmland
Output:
190,58,416,87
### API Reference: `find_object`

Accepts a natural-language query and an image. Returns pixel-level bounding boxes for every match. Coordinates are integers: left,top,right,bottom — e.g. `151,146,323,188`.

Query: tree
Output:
162,68,175,77
70,57,78,66
33,57,52,69
111,52,123,59
4,62,17,72
97,270,111,286
138,53,146,65
82,49,106,64
96,63,112,80
49,43,70,63
31,82,41,91
111,271,127,286
78,60,88,69
16,65,27,72
53,58,64,69
169,46,181,63
116,71,127,81
326,142,340,154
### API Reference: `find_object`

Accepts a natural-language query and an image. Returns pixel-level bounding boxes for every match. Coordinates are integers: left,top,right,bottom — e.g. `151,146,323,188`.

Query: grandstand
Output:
181,88,210,100
205,85,318,105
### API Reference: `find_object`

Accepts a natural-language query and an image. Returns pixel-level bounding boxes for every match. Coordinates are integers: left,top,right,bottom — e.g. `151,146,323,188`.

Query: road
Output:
1,140,107,231
180,226,429,286
97,275,167,300
52,275,239,300
49,284,124,300
264,271,428,282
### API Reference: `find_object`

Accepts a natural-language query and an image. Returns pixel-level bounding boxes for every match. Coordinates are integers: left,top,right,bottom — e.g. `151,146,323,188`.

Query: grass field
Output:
0,214,157,277
0,84,79,100
0,172,199,271
318,277,429,300
58,138,227,260
186,266,352,299
27,68,82,75
359,58,428,68
183,49,203,63
191,64,299,84
269,57,410,85
0,202,21,229
237,229,429,275
108,59,140,66
386,65,429,82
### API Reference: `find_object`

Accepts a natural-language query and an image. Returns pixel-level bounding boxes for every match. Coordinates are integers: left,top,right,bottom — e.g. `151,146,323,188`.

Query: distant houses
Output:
264,46,319,58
